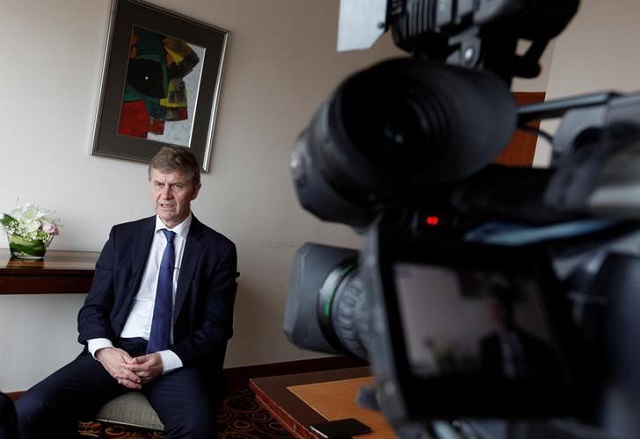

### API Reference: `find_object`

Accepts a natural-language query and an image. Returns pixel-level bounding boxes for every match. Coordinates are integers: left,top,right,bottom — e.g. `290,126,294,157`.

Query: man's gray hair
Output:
148,146,201,185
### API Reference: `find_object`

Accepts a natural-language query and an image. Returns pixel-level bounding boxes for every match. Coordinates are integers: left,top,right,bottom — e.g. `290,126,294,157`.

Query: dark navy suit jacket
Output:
480,328,561,381
77,215,237,392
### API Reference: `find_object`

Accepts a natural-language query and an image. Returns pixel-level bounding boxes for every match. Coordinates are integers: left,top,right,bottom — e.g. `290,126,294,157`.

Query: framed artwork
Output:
91,0,229,171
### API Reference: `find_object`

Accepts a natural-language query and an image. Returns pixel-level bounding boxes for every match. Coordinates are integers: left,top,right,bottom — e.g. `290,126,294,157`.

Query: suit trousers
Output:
16,338,218,439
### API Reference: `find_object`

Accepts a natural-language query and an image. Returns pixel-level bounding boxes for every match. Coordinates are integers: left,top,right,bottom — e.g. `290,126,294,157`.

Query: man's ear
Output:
191,183,202,200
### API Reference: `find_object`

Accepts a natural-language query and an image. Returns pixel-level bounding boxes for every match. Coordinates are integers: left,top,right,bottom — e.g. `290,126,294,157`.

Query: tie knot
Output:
162,229,176,243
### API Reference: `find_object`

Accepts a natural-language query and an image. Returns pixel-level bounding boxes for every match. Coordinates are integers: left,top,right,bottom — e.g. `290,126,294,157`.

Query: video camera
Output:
284,1,640,437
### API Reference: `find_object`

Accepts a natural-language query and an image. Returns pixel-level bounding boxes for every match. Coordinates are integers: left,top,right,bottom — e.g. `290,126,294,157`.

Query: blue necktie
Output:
147,229,176,353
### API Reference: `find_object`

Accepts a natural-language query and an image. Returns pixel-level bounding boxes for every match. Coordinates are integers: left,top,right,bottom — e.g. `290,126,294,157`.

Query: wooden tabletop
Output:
289,376,396,438
0,249,99,294
249,367,395,439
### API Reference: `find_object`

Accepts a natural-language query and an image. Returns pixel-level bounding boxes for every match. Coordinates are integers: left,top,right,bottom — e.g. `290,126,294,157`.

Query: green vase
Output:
7,234,47,260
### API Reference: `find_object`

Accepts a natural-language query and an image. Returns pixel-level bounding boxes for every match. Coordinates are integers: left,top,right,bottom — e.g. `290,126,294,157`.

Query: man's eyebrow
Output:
153,179,188,186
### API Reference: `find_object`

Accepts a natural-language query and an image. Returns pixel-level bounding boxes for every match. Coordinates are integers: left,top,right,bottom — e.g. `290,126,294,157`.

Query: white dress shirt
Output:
88,215,192,374
500,331,527,378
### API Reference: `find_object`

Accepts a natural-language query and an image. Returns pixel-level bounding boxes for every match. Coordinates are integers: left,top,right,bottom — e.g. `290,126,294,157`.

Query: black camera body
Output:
285,0,640,437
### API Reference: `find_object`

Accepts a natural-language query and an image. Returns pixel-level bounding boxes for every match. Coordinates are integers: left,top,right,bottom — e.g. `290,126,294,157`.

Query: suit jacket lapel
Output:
114,217,154,328
132,217,155,291
131,216,156,282
174,216,204,321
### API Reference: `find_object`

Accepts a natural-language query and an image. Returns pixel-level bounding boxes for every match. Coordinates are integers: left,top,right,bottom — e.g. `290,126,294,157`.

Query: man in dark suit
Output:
16,146,237,438
479,284,560,381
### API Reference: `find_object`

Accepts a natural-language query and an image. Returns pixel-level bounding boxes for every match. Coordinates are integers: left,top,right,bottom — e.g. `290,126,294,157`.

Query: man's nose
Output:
161,185,173,198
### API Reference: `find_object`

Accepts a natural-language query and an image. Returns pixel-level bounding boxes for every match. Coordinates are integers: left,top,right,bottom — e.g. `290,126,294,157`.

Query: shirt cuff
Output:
88,338,114,359
158,350,183,374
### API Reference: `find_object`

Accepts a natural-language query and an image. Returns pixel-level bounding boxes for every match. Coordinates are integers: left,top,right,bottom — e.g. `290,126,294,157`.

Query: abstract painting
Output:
92,0,228,171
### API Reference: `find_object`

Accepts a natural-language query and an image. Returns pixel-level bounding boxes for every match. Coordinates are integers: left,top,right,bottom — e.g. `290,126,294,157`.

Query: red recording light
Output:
425,215,440,226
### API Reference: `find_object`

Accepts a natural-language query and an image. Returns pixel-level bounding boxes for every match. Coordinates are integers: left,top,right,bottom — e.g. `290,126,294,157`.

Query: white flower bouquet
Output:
1,201,61,243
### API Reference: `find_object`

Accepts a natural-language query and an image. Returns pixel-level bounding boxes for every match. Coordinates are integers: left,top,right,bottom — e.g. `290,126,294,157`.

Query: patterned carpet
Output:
78,387,293,438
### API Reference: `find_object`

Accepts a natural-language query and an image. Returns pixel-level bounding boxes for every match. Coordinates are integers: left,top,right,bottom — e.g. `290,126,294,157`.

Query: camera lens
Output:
284,243,369,359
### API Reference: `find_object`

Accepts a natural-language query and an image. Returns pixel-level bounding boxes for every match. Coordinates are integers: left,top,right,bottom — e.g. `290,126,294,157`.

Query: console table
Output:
0,249,99,295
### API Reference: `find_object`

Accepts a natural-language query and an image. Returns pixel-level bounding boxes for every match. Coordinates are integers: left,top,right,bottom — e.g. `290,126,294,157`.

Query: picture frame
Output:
91,0,229,171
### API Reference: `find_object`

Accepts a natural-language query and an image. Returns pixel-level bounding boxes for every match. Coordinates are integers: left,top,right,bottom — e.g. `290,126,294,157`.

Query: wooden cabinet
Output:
0,250,99,295
493,91,546,167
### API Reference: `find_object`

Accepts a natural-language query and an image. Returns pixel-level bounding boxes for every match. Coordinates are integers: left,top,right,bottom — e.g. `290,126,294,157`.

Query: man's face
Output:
149,168,201,228
486,295,511,332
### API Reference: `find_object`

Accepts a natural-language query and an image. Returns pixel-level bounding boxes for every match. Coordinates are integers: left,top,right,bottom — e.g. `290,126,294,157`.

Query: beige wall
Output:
1,0,639,393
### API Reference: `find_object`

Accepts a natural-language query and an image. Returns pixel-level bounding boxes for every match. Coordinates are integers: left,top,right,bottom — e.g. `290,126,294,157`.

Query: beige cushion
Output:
95,391,164,431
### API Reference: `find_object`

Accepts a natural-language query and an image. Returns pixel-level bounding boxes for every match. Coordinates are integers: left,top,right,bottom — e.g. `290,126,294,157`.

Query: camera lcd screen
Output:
379,240,579,419
394,263,560,382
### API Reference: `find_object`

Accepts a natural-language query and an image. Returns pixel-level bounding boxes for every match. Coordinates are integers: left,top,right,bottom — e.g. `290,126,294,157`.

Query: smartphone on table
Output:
310,418,372,438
